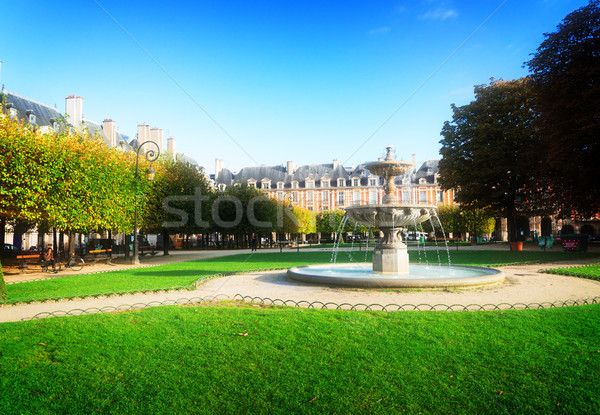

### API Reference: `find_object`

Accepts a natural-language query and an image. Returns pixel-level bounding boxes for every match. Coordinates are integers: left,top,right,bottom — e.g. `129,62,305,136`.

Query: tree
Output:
439,78,546,243
141,157,214,252
526,0,600,217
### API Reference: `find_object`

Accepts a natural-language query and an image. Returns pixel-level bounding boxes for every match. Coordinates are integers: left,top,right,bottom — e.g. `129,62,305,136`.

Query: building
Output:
211,157,455,213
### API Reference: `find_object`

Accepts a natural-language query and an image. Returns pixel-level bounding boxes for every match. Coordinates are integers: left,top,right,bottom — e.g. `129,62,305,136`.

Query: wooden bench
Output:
85,249,113,265
14,254,44,273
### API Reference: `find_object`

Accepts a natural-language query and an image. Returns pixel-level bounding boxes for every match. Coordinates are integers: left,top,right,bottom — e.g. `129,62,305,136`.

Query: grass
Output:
541,263,600,281
1,303,599,414
4,250,599,304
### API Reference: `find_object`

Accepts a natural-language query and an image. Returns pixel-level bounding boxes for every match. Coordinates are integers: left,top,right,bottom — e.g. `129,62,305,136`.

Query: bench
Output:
12,254,44,273
139,245,157,256
85,249,113,265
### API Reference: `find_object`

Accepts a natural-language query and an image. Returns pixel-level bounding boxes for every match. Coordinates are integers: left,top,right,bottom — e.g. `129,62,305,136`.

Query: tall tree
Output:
526,0,600,218
439,78,546,243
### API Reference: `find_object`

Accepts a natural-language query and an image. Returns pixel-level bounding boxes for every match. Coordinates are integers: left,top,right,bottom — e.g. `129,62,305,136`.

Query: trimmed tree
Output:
526,0,600,218
439,78,547,243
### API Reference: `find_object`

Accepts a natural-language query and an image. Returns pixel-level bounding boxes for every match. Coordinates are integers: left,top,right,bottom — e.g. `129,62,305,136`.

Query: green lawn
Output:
541,263,600,280
4,250,599,304
1,303,599,414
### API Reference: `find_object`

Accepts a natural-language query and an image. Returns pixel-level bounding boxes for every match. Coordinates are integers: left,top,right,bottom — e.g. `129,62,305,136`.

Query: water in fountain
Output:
288,147,504,288
331,215,349,264
433,212,452,267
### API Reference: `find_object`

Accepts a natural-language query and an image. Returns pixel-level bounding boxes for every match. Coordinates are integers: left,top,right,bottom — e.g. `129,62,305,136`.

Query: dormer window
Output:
352,178,360,187
26,110,36,124
218,184,226,191
277,182,284,189
306,180,314,188
247,180,256,188
337,178,345,187
7,104,17,118
419,178,427,185
321,180,329,188
292,181,298,189
262,180,271,190
369,178,377,186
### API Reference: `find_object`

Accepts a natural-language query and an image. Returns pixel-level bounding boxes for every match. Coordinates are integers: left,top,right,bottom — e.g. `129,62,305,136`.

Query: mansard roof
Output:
212,159,439,189
1,89,63,128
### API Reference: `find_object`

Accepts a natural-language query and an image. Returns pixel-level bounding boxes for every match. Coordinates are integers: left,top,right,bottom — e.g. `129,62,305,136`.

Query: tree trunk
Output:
162,228,170,256
0,217,5,259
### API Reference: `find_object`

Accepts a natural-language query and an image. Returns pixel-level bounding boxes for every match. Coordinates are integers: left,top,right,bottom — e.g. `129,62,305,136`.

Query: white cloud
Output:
421,7,458,21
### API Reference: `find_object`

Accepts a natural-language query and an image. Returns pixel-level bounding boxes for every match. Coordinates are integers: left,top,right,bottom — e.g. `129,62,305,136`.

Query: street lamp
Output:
132,141,160,265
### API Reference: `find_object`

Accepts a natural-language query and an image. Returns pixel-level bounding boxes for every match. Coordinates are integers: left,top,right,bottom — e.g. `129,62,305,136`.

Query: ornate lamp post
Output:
132,141,160,265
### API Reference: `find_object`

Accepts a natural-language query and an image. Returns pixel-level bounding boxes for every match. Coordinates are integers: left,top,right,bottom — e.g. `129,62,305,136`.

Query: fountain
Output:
287,147,504,288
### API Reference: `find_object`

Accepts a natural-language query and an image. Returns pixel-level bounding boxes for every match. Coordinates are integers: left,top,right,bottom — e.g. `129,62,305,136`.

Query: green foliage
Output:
0,109,139,232
142,158,213,234
213,181,278,235
439,78,546,242
526,0,600,217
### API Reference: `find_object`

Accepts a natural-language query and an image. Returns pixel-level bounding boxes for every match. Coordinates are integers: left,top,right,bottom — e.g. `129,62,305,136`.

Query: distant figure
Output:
251,233,258,251
43,246,56,273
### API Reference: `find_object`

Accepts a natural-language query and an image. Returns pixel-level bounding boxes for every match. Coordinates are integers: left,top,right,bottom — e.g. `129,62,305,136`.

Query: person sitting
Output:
43,246,57,273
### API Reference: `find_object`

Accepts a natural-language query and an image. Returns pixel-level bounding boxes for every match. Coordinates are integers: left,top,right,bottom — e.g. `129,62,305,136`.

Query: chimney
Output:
412,154,416,168
137,124,150,152
286,161,296,175
65,95,83,130
333,158,339,170
103,119,116,148
215,159,224,178
150,127,163,154
167,136,176,159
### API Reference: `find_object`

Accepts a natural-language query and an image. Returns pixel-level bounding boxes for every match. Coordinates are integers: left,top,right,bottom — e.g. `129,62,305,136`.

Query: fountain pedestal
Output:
373,227,409,274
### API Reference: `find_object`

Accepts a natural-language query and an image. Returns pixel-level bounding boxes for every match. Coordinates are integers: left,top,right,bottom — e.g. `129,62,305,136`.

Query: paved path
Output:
2,245,600,322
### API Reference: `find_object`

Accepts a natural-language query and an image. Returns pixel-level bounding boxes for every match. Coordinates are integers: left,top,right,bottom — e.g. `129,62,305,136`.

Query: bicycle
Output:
51,252,85,272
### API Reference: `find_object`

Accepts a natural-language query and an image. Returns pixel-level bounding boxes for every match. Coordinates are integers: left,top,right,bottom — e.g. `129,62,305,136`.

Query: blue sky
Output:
1,0,588,173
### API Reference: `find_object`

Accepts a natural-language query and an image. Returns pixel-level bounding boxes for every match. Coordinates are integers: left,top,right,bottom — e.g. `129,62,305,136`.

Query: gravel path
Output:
2,247,600,322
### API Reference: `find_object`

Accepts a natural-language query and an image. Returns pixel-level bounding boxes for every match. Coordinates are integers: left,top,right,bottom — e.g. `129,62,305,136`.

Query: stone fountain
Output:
287,147,504,288
344,147,435,275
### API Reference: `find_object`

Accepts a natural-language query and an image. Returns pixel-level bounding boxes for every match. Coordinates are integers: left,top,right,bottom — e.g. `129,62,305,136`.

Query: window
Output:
262,181,271,190
337,192,345,205
218,184,226,191
337,178,345,187
307,191,314,203
9,108,17,118
306,180,314,188
419,178,427,185
292,192,299,203
277,182,284,189
437,190,444,203
277,191,284,200
321,180,329,188
352,178,360,187
353,191,360,204
28,114,36,124
419,191,427,203
369,190,377,204
292,181,298,189
248,181,256,188
322,191,329,203
369,178,377,187
402,191,410,204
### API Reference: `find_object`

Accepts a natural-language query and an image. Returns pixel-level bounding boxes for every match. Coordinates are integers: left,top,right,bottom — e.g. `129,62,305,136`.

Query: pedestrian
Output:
251,233,258,251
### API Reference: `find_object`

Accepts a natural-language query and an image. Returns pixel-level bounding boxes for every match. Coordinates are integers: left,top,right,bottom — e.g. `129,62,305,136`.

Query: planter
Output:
510,242,523,251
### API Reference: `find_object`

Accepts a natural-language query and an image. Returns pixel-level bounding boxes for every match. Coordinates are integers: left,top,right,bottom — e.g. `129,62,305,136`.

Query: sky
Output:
0,0,589,174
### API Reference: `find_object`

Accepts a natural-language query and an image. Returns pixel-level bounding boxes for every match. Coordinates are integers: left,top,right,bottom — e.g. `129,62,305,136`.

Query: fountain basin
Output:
288,263,505,288
344,204,436,227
